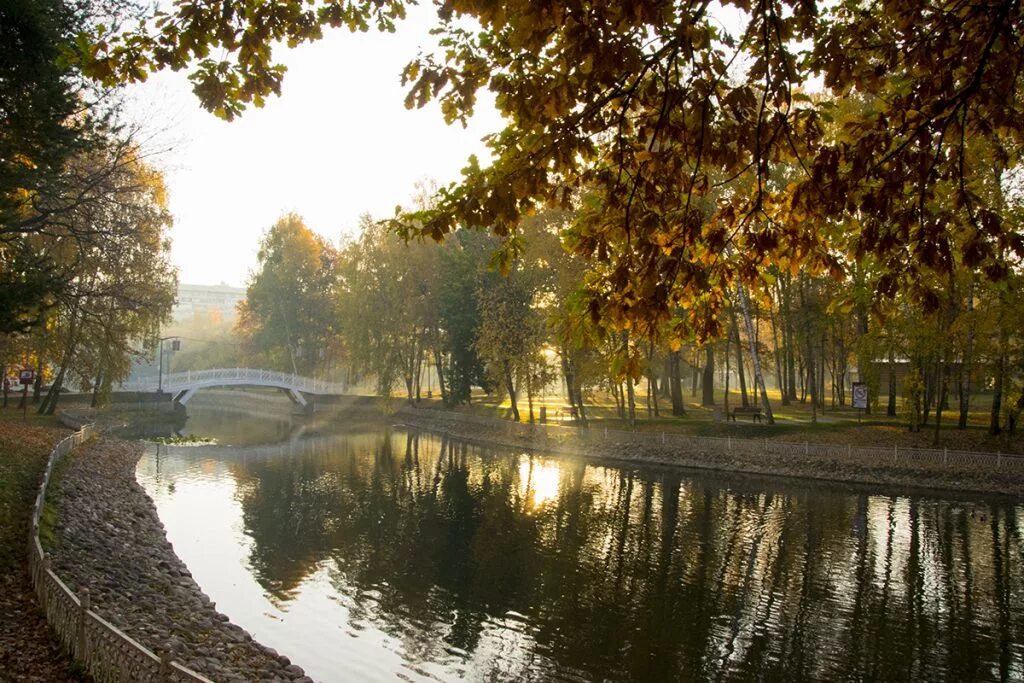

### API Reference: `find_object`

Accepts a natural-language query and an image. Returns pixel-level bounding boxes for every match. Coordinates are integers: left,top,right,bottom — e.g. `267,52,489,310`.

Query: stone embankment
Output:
395,405,1024,497
48,436,313,683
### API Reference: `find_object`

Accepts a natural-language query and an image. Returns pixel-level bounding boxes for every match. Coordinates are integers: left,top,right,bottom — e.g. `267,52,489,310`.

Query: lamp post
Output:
157,336,180,393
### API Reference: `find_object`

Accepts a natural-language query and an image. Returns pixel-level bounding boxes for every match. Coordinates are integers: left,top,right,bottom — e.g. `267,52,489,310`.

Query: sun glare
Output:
519,460,561,510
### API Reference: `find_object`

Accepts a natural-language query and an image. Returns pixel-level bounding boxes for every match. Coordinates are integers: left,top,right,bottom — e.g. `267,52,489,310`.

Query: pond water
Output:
135,408,1024,682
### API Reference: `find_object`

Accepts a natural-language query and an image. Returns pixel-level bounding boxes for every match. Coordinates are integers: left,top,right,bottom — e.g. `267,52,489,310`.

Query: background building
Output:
174,283,246,322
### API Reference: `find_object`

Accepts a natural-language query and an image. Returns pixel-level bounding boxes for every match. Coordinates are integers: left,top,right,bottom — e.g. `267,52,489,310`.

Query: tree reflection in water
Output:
147,427,1024,682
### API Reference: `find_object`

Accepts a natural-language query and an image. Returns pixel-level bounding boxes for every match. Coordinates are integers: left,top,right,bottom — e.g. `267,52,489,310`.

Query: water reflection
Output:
137,423,1024,682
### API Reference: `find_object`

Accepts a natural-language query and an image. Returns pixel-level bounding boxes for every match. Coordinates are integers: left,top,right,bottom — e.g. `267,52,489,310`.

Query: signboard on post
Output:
852,382,868,410
19,368,35,386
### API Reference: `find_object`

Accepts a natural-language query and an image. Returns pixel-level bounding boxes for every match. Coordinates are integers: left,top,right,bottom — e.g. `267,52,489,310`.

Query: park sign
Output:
852,382,868,410
19,368,34,386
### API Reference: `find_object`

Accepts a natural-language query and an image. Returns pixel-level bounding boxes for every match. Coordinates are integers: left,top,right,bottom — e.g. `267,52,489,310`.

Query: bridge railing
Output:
120,368,347,395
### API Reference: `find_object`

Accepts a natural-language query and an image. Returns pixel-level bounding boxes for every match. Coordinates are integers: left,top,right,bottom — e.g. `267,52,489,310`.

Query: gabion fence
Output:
28,425,214,683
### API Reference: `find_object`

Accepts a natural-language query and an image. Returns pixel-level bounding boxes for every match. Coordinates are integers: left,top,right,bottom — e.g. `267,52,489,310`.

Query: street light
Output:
157,336,180,393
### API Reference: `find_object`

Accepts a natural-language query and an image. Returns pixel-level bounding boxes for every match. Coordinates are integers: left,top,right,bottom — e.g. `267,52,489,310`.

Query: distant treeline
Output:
231,211,1022,436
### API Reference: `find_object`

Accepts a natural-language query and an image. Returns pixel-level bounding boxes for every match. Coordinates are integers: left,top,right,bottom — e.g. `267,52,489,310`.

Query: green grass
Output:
405,387,1024,454
36,450,76,552
0,410,66,574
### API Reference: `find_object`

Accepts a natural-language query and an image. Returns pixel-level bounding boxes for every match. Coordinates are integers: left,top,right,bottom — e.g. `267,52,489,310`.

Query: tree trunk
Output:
574,377,588,425
645,340,659,418
403,373,415,404
661,356,672,400
504,362,520,422
769,297,787,404
40,363,68,415
527,375,535,424
669,351,685,416
933,359,948,446
925,356,940,426
782,276,798,403
724,329,731,416
958,279,975,429
32,368,42,404
990,352,1005,435
701,346,715,406
90,368,102,408
650,376,660,417
40,311,80,415
1006,394,1023,434
887,349,897,417
799,278,817,424
645,376,652,418
414,339,425,401
626,378,637,427
621,330,636,426
433,344,448,406
820,333,827,410
853,282,872,415
402,328,418,405
738,284,775,424
561,352,576,411
805,350,817,423
798,357,806,402
729,306,749,407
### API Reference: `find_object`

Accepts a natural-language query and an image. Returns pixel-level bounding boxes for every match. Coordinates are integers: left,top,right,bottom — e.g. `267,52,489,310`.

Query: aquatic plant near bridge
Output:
146,436,217,446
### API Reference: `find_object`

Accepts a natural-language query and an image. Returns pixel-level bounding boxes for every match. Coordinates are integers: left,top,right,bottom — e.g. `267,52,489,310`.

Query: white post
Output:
77,588,90,658
160,653,172,677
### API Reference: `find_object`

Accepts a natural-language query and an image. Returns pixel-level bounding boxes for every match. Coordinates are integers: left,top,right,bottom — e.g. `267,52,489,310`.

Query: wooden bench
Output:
730,406,763,423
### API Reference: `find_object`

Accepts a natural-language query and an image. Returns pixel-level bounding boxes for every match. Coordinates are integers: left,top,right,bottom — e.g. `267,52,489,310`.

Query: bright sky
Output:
125,6,502,288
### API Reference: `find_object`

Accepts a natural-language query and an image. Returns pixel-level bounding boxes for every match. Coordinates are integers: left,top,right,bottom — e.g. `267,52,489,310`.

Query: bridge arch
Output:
122,368,346,406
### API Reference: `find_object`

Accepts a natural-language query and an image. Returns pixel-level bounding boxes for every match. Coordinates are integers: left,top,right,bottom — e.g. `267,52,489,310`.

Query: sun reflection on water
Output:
518,459,561,509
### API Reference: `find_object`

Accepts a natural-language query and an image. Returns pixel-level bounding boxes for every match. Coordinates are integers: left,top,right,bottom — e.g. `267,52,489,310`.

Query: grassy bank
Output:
412,388,1024,455
0,410,85,681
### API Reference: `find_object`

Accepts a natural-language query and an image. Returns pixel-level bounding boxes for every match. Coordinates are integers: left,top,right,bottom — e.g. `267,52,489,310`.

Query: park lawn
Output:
416,387,1024,455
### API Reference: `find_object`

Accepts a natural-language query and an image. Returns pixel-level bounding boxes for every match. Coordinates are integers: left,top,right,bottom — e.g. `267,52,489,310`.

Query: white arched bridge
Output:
122,368,347,407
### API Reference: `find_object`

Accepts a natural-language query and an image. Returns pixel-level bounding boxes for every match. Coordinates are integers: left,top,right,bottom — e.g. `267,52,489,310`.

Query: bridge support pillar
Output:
174,388,197,405
281,388,308,407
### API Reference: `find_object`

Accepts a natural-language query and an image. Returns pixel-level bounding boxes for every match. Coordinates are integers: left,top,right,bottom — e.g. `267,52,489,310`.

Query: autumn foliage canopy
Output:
84,0,1024,339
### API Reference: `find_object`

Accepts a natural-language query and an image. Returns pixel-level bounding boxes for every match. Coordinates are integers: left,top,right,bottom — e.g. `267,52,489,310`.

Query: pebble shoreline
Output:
394,406,1024,498
49,436,313,683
